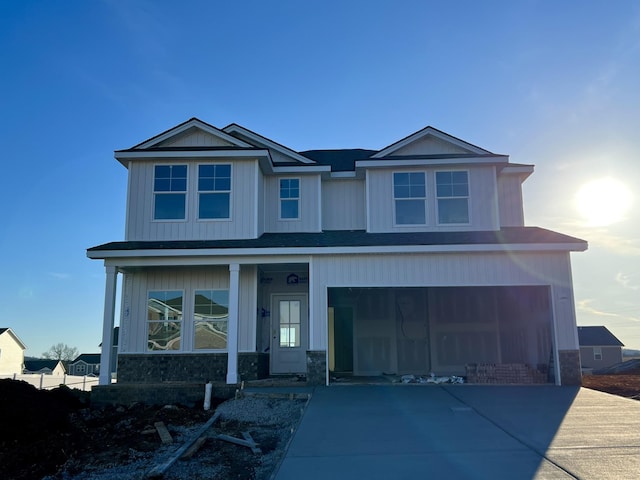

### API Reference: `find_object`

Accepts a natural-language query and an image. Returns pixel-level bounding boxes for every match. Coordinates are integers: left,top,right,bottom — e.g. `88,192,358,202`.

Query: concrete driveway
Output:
274,385,639,479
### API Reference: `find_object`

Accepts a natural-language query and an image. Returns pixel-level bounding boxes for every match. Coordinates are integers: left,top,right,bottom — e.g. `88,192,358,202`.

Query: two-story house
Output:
88,118,587,387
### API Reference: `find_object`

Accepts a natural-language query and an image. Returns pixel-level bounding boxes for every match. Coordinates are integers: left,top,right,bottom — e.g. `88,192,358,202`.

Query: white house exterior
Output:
0,328,27,375
88,118,587,387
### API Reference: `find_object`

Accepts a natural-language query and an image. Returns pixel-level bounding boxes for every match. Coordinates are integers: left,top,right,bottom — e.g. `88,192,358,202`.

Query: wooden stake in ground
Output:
154,422,174,445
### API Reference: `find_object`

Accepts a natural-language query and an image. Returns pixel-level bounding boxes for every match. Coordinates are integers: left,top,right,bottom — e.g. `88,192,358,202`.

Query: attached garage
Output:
328,286,553,380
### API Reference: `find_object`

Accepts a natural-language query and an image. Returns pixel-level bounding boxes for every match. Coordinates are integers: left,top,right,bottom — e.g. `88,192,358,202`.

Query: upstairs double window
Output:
152,164,232,221
393,170,470,226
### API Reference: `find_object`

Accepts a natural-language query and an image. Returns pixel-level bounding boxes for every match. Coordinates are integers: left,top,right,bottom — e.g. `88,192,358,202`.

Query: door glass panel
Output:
279,300,301,347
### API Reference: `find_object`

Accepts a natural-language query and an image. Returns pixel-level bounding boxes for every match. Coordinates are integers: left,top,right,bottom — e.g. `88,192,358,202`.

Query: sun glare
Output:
574,178,633,226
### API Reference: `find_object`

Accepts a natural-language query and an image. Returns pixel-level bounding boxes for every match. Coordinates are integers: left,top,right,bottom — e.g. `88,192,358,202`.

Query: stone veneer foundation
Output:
306,350,327,385
558,350,582,386
117,352,269,384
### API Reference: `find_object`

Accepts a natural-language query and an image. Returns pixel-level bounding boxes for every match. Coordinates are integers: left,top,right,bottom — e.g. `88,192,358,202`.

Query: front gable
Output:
133,118,253,150
372,126,492,158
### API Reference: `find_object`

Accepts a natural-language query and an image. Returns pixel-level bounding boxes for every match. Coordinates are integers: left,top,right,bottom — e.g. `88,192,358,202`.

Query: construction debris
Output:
401,374,464,384
153,422,173,444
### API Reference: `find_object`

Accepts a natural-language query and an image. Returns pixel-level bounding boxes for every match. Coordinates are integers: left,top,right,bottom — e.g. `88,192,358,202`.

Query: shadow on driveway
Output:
275,385,640,479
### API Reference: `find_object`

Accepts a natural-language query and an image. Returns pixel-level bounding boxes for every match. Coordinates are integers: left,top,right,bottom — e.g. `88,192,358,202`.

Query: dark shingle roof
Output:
72,354,102,364
0,327,8,335
24,360,64,372
300,149,378,171
578,326,624,347
88,227,586,253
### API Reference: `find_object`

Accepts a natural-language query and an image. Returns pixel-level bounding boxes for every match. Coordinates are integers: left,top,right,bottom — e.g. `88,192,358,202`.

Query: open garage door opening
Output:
327,286,553,384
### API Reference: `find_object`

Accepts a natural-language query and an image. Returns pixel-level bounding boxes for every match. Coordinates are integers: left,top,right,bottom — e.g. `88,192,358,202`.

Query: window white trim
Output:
279,177,301,221
435,169,471,225
392,170,427,226
152,163,189,222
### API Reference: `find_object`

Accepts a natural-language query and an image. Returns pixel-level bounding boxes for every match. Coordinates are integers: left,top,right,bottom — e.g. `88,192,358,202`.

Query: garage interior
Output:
327,286,553,383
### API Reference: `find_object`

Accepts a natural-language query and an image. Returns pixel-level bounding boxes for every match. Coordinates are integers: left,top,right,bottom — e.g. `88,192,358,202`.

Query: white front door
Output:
270,294,308,374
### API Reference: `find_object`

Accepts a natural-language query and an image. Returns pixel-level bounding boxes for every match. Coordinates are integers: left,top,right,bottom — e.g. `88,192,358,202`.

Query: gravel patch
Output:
43,394,308,480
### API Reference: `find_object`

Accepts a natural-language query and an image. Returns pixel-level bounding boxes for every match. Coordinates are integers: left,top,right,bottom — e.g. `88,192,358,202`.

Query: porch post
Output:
226,263,240,384
99,265,117,386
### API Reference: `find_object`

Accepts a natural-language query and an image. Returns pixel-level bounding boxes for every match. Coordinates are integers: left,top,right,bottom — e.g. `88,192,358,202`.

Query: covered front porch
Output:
95,259,317,387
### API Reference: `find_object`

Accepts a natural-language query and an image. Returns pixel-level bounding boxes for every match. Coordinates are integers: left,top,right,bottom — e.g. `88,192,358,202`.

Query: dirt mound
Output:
582,373,640,400
0,379,218,480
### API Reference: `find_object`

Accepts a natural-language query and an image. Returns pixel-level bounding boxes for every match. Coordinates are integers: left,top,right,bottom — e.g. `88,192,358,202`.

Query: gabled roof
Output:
132,117,253,149
0,327,27,350
24,359,65,373
72,353,101,364
578,326,624,347
372,126,493,158
223,123,316,164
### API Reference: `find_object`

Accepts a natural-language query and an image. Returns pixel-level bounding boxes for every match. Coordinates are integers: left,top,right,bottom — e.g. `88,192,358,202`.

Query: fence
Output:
0,373,100,392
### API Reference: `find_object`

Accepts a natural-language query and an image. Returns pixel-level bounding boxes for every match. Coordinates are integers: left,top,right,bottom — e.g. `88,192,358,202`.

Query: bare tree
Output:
42,343,79,362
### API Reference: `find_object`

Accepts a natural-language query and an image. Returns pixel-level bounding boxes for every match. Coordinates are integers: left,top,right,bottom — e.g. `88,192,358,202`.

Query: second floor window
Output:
199,164,231,219
154,165,187,220
436,171,469,224
280,178,300,219
393,172,426,225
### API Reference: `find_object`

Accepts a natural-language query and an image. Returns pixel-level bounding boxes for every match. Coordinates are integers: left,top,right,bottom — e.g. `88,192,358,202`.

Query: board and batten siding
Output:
125,159,258,241
497,175,525,226
119,266,256,354
309,251,578,352
322,179,366,230
366,166,499,233
157,130,235,148
263,175,322,233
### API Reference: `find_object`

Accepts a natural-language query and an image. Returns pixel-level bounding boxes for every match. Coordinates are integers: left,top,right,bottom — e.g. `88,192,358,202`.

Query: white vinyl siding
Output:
126,160,258,241
157,130,235,148
497,174,525,227
310,251,578,352
389,136,472,156
264,175,321,232
367,167,499,232
119,266,256,353
322,179,366,230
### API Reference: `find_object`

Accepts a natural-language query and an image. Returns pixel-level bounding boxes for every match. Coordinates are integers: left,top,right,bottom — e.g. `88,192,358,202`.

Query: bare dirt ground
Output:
581,368,640,400
0,379,305,480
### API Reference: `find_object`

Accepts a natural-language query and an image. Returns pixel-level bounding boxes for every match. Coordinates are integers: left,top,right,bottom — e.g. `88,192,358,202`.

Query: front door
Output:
270,294,308,374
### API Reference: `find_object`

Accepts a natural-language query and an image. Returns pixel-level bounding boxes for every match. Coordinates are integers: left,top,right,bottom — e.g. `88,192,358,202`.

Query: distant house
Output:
578,326,624,370
23,359,66,376
69,354,101,376
0,328,27,375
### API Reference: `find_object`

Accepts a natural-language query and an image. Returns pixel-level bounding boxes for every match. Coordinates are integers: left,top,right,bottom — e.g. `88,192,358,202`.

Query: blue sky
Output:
1,0,638,356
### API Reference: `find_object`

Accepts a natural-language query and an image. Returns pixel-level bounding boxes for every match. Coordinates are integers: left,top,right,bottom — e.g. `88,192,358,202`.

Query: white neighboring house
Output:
88,118,587,387
0,328,26,375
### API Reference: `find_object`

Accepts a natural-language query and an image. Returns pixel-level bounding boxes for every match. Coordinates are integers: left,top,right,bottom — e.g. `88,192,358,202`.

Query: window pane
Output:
172,165,187,178
396,199,425,224
154,178,171,192
148,321,181,350
281,199,299,219
199,193,230,219
438,198,469,223
437,184,453,197
393,172,409,185
194,290,229,350
199,164,231,192
147,291,182,351
394,172,425,199
409,184,425,197
289,301,300,324
452,171,468,183
172,178,187,191
394,185,410,198
155,165,171,178
436,171,451,185
409,172,425,186
452,184,469,196
154,194,186,220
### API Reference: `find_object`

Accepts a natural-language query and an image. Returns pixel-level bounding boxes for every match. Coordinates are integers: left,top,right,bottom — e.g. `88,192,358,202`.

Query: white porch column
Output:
226,263,240,384
99,265,117,386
